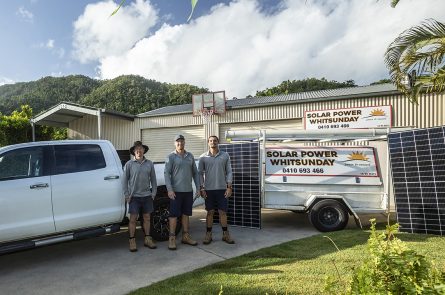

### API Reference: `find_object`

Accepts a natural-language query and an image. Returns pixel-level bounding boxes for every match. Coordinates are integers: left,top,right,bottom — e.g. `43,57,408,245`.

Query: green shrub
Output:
326,219,445,294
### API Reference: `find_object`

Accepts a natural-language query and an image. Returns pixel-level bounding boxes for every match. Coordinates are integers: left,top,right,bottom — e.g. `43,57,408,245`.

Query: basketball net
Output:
199,108,214,124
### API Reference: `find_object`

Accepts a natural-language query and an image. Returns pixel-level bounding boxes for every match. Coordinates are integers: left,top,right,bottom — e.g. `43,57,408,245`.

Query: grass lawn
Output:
130,228,445,295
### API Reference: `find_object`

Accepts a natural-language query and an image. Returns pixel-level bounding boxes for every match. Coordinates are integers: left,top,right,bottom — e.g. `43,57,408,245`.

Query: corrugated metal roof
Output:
138,83,399,117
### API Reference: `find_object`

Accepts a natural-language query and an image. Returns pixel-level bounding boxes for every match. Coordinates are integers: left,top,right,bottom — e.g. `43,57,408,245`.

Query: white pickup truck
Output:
0,140,178,254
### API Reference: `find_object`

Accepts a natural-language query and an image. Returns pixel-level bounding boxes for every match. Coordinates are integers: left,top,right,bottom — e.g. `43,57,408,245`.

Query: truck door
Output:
0,146,55,242
51,143,123,232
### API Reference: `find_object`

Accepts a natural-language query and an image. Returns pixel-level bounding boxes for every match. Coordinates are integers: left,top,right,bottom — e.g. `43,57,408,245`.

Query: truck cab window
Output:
0,147,44,181
54,144,106,174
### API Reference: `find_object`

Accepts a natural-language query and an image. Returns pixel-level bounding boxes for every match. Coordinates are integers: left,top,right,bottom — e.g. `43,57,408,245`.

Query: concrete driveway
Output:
0,208,375,295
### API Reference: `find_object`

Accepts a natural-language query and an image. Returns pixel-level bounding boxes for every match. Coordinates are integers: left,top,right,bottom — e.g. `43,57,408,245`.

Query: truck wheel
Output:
150,198,182,241
309,199,349,232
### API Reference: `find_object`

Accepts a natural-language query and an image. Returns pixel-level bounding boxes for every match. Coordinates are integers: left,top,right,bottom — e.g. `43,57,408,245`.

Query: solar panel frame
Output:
218,142,262,229
388,126,445,235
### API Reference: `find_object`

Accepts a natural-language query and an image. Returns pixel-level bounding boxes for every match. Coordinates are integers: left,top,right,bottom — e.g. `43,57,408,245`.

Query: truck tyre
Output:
309,199,349,232
150,197,182,241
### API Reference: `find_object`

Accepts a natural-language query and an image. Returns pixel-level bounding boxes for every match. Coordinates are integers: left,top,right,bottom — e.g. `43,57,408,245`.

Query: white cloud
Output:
72,0,158,63
16,6,34,23
35,39,65,58
75,0,445,97
0,77,15,86
46,39,54,49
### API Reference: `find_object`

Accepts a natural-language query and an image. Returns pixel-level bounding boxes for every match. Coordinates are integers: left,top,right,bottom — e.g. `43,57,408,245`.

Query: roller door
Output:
141,126,205,162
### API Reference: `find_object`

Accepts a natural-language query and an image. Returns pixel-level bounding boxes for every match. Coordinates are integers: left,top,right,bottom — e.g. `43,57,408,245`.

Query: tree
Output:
0,105,66,147
255,78,356,97
384,19,445,103
370,79,391,85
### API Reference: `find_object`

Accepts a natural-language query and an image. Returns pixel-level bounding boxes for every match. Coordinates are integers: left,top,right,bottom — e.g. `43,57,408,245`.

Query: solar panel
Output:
218,142,261,229
388,126,445,235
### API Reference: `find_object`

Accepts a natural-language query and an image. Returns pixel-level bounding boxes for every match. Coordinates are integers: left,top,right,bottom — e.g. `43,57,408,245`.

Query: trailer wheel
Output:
150,197,181,241
309,199,349,232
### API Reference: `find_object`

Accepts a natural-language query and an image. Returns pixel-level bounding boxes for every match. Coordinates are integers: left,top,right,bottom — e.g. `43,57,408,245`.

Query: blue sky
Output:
1,0,237,83
1,0,444,97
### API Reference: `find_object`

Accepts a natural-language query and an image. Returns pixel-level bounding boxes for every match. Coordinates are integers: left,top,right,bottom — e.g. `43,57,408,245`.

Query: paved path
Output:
0,208,377,295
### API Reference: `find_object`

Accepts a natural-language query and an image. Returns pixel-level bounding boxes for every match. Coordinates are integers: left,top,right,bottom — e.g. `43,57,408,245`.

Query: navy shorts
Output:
128,196,153,214
205,190,228,212
169,192,193,217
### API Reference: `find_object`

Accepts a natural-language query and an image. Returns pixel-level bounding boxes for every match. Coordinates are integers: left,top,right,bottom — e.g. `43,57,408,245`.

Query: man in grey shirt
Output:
123,141,157,252
164,134,200,250
198,135,235,245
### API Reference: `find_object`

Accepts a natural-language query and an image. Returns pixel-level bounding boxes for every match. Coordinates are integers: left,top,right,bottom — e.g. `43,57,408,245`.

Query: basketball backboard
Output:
192,90,226,116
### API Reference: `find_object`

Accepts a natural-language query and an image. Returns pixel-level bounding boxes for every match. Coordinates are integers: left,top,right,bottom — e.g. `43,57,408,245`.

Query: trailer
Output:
225,128,394,232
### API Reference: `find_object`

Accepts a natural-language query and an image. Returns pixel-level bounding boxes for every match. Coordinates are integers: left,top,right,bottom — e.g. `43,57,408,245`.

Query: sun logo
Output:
370,109,385,116
348,152,369,161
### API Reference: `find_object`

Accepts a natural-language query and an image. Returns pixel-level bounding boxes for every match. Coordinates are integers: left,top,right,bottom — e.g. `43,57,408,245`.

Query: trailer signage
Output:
304,105,392,130
265,147,381,185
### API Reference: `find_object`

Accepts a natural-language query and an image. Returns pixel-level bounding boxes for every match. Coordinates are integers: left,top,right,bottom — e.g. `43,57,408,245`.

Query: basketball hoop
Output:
199,108,214,124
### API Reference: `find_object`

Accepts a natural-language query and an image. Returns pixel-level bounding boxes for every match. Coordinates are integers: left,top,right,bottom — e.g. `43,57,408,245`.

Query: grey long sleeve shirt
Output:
122,158,157,198
198,150,233,190
164,151,200,193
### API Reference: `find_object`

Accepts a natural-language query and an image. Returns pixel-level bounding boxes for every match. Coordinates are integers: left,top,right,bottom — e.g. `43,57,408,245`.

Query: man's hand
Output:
224,187,232,198
125,196,132,203
168,191,176,200
200,189,207,199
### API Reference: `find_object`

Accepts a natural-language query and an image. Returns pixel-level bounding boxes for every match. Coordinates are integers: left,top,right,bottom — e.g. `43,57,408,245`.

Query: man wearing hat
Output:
122,140,157,252
164,134,200,250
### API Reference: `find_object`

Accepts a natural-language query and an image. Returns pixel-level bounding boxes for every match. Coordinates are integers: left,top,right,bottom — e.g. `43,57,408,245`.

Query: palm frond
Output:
187,0,199,22
110,0,126,17
384,19,445,103
391,0,400,8
417,66,445,93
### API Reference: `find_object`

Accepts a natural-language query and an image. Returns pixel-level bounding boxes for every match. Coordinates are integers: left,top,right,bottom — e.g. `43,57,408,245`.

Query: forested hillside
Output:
0,76,359,116
0,75,208,115
0,76,362,146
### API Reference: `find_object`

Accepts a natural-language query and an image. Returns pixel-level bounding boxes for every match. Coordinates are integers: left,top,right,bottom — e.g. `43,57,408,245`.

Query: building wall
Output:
68,92,445,150
69,114,135,150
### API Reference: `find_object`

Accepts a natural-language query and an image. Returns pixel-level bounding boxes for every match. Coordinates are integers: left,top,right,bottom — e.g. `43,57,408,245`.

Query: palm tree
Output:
384,19,445,103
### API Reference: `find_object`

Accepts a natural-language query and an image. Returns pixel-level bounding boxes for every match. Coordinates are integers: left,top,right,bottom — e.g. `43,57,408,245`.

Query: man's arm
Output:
150,161,157,198
225,153,233,185
191,154,200,192
164,155,174,192
224,154,233,198
198,156,205,188
122,162,131,201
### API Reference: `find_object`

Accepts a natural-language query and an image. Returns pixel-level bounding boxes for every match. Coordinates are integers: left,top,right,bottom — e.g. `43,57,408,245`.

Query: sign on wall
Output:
265,147,381,185
304,105,392,130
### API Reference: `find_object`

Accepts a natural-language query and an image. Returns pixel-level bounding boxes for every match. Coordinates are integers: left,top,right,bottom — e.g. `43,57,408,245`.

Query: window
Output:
54,144,106,175
0,147,45,181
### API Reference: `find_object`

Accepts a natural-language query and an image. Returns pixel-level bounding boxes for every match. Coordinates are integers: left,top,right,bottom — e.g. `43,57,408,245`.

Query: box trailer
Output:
225,128,394,232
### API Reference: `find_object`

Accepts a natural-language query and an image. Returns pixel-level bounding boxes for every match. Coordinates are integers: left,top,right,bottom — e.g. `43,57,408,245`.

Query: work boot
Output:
144,235,157,249
168,235,177,250
203,231,212,245
129,237,137,252
222,231,235,244
181,232,198,246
